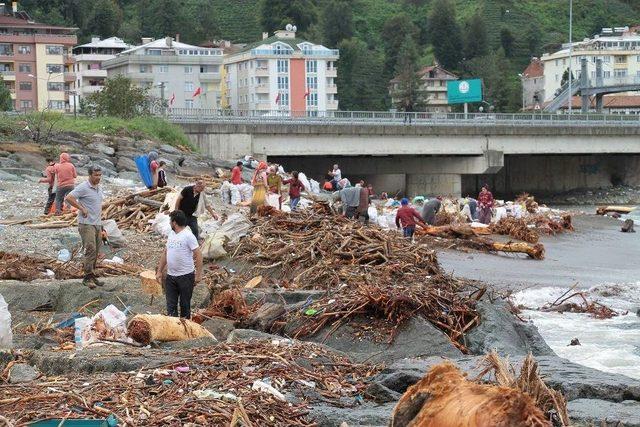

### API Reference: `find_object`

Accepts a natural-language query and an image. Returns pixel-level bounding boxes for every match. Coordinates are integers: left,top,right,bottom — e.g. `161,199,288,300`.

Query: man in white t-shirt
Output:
328,164,342,191
157,210,203,318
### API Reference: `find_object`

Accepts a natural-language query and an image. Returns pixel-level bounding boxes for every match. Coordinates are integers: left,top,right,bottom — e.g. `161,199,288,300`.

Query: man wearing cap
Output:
395,198,425,239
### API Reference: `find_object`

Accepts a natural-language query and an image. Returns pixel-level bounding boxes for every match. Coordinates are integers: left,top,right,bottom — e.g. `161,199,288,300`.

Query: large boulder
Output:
87,142,115,157
308,402,395,427
160,144,182,154
292,315,462,364
8,152,45,170
466,298,555,356
8,363,39,383
568,399,640,427
202,317,236,340
115,156,138,172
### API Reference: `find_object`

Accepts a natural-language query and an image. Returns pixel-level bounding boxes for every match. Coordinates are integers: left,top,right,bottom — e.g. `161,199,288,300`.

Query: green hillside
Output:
17,0,640,111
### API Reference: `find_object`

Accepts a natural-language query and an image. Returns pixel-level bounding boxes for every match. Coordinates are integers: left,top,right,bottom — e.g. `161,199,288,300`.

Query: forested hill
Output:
20,0,640,112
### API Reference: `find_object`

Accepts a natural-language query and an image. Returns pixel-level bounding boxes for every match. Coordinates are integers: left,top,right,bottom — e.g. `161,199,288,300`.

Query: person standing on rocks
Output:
157,209,203,319
283,171,305,211
39,157,56,215
174,180,219,241
396,198,425,239
65,165,104,289
328,164,342,191
53,152,77,215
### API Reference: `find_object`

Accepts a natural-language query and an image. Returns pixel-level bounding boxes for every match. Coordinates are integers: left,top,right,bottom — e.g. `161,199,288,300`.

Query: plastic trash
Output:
103,256,124,265
175,366,190,373
304,308,318,316
98,304,127,329
74,316,90,349
0,294,12,348
151,212,171,237
193,389,239,402
230,184,241,205
57,248,71,262
102,219,126,248
252,379,286,401
56,313,83,329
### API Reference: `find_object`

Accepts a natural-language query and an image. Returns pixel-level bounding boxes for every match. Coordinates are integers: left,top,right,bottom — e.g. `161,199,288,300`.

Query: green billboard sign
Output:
447,79,483,104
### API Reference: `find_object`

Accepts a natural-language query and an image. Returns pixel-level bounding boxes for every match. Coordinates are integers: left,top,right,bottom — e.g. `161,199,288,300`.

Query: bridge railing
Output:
161,108,640,126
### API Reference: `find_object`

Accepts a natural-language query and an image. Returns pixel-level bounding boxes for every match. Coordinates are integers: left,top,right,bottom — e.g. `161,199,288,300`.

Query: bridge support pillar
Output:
406,174,461,198
595,93,604,113
581,58,589,113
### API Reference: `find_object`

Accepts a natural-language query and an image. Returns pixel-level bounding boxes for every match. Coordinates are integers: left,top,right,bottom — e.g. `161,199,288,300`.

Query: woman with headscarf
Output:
148,151,159,189
266,165,283,209
250,161,269,214
478,185,494,225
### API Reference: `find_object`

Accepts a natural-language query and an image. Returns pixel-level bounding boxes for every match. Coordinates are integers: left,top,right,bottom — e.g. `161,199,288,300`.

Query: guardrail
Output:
162,109,640,126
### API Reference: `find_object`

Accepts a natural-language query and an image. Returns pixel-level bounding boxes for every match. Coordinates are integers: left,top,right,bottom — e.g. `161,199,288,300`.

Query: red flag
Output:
192,87,202,98
275,93,281,104
169,93,175,105
304,88,310,98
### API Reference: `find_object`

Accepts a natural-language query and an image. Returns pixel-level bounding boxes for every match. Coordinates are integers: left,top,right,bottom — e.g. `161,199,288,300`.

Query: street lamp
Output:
518,73,526,111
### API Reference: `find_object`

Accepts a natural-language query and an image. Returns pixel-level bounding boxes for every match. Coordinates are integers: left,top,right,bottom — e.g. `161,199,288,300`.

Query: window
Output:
562,58,566,65
637,56,640,62
614,69,627,77
146,49,162,56
278,92,289,106
158,64,169,73
48,82,64,91
306,92,318,107
48,100,66,109
184,66,193,73
273,43,292,55
18,63,30,73
185,100,194,108
277,59,288,73
19,81,32,90
603,56,611,63
306,76,317,89
277,76,288,90
615,56,627,64
555,59,559,66
604,70,611,78
20,100,32,109
306,60,317,73
555,74,559,82
46,45,63,55
139,64,150,73
184,81,194,92
17,45,29,54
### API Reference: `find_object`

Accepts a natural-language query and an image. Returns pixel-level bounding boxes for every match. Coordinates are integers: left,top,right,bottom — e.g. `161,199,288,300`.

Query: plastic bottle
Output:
0,293,13,348
57,248,71,262
74,317,90,349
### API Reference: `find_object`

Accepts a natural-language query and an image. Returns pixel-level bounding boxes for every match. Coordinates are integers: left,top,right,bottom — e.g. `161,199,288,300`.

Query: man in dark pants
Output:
174,180,219,241
157,210,203,319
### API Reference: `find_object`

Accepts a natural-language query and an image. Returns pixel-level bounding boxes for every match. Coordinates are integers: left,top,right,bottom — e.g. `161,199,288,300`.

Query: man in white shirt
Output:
328,164,342,191
157,210,203,318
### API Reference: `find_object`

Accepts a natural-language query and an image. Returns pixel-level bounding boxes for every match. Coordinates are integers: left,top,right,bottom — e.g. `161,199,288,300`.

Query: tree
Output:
382,14,419,79
336,38,386,110
500,28,515,57
466,49,520,112
321,0,353,47
464,12,488,60
260,0,318,34
86,0,123,39
0,77,12,111
84,75,152,119
560,68,575,86
392,34,423,112
525,23,541,56
428,0,463,70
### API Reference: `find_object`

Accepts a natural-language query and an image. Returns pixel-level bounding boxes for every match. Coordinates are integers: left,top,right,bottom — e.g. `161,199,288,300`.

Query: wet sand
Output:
439,214,640,291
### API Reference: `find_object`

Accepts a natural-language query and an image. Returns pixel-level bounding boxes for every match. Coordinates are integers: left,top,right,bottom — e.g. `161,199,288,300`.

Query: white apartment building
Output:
223,26,339,114
540,26,640,102
389,65,458,112
71,37,129,108
102,37,223,109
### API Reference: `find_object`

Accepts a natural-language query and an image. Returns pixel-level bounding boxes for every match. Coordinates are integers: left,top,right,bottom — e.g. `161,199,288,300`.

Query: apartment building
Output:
71,36,129,108
521,58,545,109
0,4,76,111
223,26,339,114
102,37,223,109
389,65,458,113
540,26,640,103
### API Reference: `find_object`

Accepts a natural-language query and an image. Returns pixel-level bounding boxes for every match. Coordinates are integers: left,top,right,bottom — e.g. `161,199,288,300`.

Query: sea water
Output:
513,283,640,380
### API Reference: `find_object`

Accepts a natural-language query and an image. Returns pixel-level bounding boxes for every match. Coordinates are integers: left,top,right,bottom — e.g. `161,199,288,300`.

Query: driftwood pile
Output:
232,209,483,351
540,287,622,320
3,187,172,233
0,251,142,281
0,341,378,426
491,217,540,244
516,192,540,213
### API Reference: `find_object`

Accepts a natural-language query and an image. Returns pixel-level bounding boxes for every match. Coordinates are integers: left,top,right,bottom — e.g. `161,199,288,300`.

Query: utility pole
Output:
568,0,573,115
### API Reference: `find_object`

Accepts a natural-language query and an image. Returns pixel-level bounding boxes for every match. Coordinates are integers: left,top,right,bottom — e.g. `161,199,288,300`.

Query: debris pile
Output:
232,209,483,350
0,251,142,281
490,217,540,244
540,290,622,319
0,341,378,426
3,187,173,233
391,351,569,427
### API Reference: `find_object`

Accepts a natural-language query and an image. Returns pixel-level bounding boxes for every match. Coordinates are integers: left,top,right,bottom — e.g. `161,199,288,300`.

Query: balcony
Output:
255,84,270,93
199,72,221,82
0,70,15,80
327,99,338,109
64,54,74,65
64,72,75,82
326,68,337,77
326,84,337,93
80,68,107,78
255,101,271,110
79,85,103,95
255,67,269,76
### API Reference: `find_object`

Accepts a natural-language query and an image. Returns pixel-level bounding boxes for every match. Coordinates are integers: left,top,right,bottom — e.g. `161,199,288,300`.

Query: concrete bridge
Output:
175,111,640,197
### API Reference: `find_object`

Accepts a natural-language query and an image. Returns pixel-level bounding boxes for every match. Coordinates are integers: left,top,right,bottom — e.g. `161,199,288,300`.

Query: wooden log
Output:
490,241,545,260
134,196,164,209
596,205,636,215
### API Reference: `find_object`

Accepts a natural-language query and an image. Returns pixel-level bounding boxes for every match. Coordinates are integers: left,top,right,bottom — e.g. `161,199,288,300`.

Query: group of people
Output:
39,153,78,215
394,185,495,239
246,161,305,214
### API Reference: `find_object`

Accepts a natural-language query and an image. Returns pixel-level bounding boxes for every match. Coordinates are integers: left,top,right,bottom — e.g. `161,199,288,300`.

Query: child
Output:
157,161,167,188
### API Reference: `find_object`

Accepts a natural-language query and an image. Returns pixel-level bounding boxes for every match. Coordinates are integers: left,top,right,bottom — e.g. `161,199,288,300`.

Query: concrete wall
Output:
462,154,640,198
189,133,253,160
